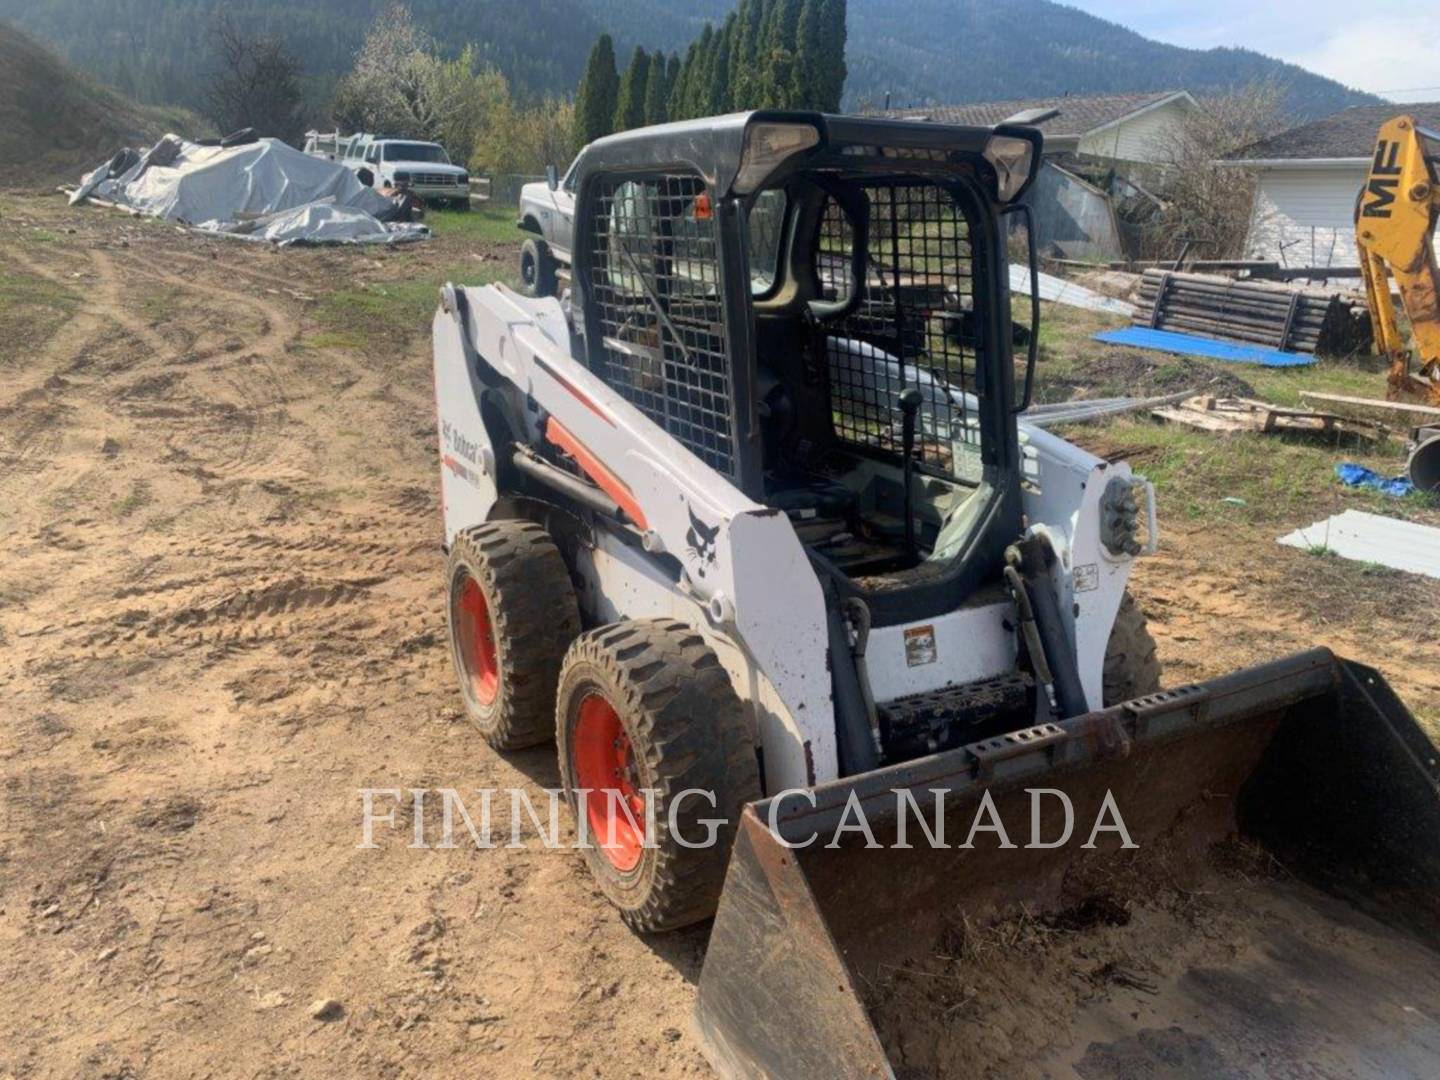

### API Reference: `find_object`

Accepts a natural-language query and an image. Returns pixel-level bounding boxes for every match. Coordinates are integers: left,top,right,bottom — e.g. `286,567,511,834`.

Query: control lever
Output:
898,388,924,558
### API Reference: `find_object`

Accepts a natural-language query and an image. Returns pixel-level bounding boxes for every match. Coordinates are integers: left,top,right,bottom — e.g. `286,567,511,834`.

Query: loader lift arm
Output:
1356,115,1440,405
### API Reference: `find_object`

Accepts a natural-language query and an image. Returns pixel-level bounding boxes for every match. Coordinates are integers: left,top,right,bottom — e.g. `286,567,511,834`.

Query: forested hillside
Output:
1,0,1377,123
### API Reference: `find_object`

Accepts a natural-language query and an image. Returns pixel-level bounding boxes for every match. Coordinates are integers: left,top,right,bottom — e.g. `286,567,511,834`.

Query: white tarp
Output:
72,135,427,246
224,201,428,247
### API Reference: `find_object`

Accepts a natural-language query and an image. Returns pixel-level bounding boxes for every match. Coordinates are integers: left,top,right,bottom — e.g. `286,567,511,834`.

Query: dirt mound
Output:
0,25,205,188
1042,349,1257,404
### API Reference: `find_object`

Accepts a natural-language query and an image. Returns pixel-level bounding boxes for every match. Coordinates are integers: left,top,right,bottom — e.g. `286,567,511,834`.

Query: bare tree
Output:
1137,83,1285,261
203,16,306,145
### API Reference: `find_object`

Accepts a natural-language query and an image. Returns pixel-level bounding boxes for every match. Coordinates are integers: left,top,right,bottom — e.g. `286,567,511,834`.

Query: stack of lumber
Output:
1152,396,1385,440
1133,270,1372,357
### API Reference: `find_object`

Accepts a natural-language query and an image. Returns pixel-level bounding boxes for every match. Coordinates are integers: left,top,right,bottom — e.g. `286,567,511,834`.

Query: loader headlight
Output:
734,122,820,195
983,135,1037,202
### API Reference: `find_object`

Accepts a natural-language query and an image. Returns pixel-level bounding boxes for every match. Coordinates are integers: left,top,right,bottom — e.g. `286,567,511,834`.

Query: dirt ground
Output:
1,191,1437,1079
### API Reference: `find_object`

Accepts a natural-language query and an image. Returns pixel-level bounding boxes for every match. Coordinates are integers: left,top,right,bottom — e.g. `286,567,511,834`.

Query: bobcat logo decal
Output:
685,505,719,577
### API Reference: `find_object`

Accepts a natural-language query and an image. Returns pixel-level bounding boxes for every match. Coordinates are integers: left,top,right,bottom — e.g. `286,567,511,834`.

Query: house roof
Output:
1236,103,1440,162
872,91,1193,140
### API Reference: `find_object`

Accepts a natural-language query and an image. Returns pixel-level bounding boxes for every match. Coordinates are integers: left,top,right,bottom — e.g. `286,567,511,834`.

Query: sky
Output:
1066,1,1440,101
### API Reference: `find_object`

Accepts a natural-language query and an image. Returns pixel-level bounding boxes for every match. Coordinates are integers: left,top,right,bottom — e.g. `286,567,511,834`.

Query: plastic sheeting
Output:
1094,327,1316,368
225,201,428,247
72,135,428,246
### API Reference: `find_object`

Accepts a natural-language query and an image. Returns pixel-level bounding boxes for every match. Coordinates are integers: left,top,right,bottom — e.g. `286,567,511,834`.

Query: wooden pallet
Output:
1152,396,1385,439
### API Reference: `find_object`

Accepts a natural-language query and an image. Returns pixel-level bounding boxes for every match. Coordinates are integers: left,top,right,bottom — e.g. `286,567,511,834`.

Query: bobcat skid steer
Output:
433,112,1440,1077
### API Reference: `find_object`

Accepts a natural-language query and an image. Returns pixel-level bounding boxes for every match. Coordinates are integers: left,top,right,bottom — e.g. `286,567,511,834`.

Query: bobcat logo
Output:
685,505,719,577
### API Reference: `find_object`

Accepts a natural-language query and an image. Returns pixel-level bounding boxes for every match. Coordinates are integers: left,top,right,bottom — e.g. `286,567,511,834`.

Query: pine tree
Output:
760,0,802,109
643,48,668,125
686,25,714,119
573,34,618,150
791,0,823,109
708,15,735,115
613,46,651,131
818,0,847,111
670,42,698,121
731,0,767,110
665,53,681,107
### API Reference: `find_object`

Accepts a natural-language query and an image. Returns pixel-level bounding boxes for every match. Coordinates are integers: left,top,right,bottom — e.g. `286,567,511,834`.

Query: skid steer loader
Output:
433,112,1440,1077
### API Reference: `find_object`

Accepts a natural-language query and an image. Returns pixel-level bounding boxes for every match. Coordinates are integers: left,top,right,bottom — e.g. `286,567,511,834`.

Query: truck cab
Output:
347,137,470,209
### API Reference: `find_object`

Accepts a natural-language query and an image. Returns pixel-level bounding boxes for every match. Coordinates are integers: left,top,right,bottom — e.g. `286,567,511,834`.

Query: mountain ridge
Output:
0,0,1378,125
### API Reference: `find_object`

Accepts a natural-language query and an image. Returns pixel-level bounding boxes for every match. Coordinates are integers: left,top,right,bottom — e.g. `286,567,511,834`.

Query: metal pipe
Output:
1409,434,1440,493
510,446,624,519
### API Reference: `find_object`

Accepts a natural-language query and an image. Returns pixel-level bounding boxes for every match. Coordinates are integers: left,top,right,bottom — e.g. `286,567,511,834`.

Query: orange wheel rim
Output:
572,692,645,871
455,574,499,705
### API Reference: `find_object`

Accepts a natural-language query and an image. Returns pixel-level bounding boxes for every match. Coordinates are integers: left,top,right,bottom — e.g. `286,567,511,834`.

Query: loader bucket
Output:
695,649,1440,1078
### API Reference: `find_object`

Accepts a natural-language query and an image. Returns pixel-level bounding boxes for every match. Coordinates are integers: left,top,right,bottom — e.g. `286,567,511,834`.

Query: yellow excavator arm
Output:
1356,115,1440,405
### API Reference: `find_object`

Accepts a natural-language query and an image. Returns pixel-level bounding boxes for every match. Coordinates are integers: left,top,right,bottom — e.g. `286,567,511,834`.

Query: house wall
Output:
1077,99,1191,164
1245,166,1366,268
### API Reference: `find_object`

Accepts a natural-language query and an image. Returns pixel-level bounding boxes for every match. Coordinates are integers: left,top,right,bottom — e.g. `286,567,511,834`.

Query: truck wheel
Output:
557,619,761,932
519,237,557,298
1102,591,1162,706
445,521,581,749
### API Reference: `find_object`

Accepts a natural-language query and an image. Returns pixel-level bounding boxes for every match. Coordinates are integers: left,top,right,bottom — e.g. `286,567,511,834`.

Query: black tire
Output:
519,237,557,298
1102,591,1162,706
556,619,761,932
445,521,581,749
452,196,471,212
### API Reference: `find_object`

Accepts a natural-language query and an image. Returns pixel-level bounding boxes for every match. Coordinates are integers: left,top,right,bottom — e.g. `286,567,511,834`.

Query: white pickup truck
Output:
516,161,576,296
343,137,470,210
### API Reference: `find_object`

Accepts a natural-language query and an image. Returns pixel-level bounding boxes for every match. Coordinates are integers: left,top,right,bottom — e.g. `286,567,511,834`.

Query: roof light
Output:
734,122,820,194
983,135,1036,202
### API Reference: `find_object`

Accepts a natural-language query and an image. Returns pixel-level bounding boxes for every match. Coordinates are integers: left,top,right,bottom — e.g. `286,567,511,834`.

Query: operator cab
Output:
572,112,1042,622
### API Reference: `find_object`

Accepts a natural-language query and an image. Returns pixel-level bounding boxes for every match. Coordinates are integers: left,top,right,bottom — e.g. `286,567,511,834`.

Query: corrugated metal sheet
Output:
1278,510,1440,579
1012,267,1131,315
1094,327,1316,367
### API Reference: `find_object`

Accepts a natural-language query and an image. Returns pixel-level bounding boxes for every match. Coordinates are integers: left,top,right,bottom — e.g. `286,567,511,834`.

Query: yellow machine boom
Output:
1356,115,1440,405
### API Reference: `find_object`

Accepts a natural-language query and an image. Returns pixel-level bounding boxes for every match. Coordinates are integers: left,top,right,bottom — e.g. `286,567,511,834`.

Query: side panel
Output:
438,285,839,786
863,601,1017,705
433,306,497,545
1019,424,1136,708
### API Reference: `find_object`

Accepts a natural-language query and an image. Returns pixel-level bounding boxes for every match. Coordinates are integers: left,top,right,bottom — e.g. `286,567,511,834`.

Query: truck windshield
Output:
383,143,450,164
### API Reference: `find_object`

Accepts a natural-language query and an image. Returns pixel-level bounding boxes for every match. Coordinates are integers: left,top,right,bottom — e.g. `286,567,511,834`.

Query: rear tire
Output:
557,619,761,932
519,237,557,298
1102,591,1162,706
445,522,581,749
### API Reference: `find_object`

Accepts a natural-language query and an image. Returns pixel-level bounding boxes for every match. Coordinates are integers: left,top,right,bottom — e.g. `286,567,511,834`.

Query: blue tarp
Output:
1094,327,1316,368
1335,463,1415,498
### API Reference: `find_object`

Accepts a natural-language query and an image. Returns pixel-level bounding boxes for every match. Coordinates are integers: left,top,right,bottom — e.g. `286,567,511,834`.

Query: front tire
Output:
557,620,761,932
519,237,557,298
445,522,580,749
1102,591,1162,705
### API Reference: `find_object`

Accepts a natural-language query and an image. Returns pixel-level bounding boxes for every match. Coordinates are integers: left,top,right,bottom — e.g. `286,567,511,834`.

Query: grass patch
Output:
296,330,367,351
0,269,78,309
1067,417,1433,530
426,202,518,245
141,288,182,325
25,228,59,243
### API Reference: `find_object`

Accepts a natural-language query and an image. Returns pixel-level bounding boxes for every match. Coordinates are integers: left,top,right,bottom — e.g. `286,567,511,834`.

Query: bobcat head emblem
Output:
685,505,719,576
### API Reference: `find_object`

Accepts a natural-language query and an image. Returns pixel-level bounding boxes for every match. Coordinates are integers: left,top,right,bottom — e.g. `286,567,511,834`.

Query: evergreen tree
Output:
817,0,847,111
665,52,681,107
642,48,667,125
686,25,714,119
708,15,734,114
731,0,766,110
613,45,650,131
670,41,698,121
760,0,801,109
573,33,617,149
791,0,823,109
